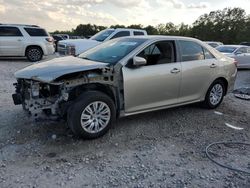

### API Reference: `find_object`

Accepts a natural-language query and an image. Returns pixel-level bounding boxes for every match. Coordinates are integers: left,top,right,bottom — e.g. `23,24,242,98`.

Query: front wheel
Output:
202,80,226,109
67,91,116,139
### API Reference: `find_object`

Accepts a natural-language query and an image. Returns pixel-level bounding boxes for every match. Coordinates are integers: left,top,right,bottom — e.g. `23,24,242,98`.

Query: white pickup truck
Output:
57,28,147,56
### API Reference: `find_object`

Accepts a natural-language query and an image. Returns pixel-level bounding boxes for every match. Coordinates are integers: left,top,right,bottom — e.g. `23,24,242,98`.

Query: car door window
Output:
247,47,250,53
179,40,205,61
110,31,130,39
24,28,49,36
137,41,176,66
0,27,23,37
236,47,248,54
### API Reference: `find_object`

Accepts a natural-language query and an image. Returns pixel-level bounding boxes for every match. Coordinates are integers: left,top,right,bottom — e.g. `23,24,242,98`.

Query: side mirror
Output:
133,56,146,67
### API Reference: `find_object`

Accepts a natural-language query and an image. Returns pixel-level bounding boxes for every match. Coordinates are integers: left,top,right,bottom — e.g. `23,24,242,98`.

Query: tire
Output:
67,91,116,139
26,47,43,62
202,80,226,109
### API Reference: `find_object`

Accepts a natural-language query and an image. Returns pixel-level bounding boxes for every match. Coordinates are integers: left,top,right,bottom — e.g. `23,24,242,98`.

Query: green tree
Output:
110,24,126,29
127,24,144,29
144,25,158,35
191,8,247,44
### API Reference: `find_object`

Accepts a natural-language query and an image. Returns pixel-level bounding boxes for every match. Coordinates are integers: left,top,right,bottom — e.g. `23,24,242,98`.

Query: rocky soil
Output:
0,57,250,188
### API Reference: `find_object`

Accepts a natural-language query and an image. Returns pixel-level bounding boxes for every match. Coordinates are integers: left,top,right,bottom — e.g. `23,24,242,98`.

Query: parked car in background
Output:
216,45,250,69
69,36,85,39
13,36,237,139
205,41,223,48
53,34,69,40
239,42,250,46
0,24,54,62
58,28,147,56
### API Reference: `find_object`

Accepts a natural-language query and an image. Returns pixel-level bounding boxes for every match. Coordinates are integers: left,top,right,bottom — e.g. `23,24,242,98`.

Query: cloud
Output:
0,0,245,31
0,0,121,31
0,4,5,13
187,2,209,9
157,0,209,9
106,0,146,8
156,0,184,9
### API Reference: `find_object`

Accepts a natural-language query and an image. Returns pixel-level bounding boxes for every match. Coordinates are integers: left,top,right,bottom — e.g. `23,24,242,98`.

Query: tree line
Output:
52,8,250,44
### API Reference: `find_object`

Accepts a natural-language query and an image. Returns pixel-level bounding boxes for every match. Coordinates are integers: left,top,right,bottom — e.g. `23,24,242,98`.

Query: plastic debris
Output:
225,123,244,130
51,134,57,140
233,87,250,100
214,111,223,115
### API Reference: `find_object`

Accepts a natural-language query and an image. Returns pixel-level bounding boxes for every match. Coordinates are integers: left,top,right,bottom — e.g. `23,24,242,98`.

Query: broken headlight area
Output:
13,79,66,119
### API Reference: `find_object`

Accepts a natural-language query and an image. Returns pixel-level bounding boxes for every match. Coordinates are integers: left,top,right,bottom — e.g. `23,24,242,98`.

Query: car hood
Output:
14,56,107,83
59,39,101,55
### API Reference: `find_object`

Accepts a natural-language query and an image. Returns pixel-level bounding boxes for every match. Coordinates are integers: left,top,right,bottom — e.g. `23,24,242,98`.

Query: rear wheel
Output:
26,47,43,62
67,91,116,139
202,80,225,109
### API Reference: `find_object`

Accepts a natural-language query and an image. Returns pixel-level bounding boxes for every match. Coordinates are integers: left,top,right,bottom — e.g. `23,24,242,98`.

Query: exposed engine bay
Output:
12,67,121,120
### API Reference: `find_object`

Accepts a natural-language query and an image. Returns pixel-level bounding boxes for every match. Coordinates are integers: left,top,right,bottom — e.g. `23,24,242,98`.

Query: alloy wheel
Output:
80,101,111,134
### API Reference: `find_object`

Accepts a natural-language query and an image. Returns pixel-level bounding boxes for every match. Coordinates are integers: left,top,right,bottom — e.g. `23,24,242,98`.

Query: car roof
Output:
108,28,146,32
117,35,203,42
205,41,221,43
218,45,247,48
0,23,40,27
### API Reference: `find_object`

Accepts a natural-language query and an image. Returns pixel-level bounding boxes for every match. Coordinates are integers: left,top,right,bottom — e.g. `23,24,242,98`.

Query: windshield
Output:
79,38,147,64
90,29,114,42
216,46,237,53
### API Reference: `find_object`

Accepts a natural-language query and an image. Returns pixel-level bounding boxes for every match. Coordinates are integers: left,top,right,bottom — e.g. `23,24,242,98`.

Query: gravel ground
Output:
0,57,250,188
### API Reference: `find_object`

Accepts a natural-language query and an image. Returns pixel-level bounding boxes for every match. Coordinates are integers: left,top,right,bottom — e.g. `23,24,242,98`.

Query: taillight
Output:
46,37,54,43
233,59,238,67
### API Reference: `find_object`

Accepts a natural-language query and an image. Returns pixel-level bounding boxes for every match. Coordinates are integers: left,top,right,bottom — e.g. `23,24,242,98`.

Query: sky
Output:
0,0,250,32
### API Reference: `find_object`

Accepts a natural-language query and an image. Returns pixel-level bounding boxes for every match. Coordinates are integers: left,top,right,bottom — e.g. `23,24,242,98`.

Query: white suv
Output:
58,28,147,56
0,24,55,62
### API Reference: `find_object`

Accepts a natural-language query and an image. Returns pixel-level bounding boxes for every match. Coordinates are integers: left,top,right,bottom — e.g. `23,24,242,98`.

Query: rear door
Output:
178,40,219,102
122,40,181,113
0,26,24,56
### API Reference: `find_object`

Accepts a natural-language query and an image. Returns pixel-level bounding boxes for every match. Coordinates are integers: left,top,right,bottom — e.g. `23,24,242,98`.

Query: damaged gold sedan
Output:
12,36,237,139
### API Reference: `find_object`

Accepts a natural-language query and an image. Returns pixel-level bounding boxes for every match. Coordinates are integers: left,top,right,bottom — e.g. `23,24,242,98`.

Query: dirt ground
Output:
0,57,250,188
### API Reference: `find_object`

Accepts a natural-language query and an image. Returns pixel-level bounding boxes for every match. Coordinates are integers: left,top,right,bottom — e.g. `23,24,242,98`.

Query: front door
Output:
122,41,181,113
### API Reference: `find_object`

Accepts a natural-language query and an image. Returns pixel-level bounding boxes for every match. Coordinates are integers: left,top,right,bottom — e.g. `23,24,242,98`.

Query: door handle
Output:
170,68,180,74
210,63,217,68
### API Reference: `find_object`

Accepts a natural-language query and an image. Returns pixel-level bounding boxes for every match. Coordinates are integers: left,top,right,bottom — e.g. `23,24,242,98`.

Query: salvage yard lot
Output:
0,58,250,188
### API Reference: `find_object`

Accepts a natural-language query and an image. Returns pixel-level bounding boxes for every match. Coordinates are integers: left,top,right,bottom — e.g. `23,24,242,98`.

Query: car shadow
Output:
0,57,28,62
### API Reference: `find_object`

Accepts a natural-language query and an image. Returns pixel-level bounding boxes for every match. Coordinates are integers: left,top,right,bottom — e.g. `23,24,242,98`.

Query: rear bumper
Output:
227,69,237,93
44,44,55,55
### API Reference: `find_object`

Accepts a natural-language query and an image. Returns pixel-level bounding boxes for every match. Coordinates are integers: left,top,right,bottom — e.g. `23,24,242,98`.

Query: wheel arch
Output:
66,83,120,115
212,77,229,95
25,45,44,56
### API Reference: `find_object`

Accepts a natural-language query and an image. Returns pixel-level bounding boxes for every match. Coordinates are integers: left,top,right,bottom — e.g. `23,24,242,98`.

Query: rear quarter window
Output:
110,31,130,39
24,28,49,36
133,31,145,36
203,48,215,59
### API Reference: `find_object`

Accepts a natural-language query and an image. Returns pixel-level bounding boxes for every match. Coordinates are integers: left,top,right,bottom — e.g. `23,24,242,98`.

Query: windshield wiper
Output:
81,57,91,60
